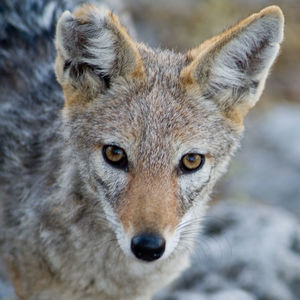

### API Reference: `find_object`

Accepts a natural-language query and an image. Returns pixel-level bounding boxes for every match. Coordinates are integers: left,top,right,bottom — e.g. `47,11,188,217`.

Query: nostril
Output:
131,233,166,262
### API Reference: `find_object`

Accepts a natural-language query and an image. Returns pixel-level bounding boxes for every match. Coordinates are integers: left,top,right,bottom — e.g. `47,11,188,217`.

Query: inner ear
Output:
54,5,144,105
180,6,284,124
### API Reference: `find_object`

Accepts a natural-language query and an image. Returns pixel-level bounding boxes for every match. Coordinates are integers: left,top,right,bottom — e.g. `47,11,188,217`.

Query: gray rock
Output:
219,104,300,216
209,289,255,300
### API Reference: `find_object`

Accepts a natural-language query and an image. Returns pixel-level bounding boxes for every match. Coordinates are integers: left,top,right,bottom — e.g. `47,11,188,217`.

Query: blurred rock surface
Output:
218,104,300,217
156,201,300,300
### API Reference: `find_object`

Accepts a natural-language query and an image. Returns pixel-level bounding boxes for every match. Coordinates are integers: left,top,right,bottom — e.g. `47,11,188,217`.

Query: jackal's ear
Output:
55,5,144,106
181,6,284,124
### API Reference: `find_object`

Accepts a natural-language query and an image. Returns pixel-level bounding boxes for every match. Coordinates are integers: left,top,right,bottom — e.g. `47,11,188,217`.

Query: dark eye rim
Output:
102,144,128,171
179,153,205,174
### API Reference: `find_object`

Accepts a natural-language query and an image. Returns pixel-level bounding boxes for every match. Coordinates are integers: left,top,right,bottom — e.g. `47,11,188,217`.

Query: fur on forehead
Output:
64,46,240,163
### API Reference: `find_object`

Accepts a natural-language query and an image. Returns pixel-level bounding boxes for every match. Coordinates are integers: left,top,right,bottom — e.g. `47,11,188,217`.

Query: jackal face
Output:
55,5,283,262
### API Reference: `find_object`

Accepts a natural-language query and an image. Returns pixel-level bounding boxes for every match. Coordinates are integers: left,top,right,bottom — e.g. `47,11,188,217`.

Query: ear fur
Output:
55,4,144,106
181,6,284,124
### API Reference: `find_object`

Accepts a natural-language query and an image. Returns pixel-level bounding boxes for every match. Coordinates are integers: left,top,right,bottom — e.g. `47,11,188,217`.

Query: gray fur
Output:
0,2,283,299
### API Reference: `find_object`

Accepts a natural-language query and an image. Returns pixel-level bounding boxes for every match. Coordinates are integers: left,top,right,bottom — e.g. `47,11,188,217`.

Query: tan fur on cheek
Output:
61,84,82,108
218,100,252,129
179,66,195,88
118,173,181,236
226,103,252,125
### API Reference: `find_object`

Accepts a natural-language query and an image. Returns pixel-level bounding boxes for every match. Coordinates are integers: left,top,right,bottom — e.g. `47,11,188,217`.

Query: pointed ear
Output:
54,4,144,106
180,6,284,124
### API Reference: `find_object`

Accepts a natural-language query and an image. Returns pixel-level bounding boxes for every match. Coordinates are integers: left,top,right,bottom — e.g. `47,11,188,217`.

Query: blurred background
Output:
122,0,300,299
1,0,300,299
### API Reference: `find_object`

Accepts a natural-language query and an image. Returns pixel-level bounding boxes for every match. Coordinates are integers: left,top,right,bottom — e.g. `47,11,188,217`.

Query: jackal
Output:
0,1,284,299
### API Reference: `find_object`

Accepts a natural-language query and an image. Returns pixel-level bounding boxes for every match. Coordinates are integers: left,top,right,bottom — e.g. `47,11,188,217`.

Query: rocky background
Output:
1,0,300,299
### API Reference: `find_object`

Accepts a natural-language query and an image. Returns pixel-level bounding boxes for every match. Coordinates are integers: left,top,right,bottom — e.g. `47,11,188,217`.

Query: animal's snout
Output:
131,233,166,262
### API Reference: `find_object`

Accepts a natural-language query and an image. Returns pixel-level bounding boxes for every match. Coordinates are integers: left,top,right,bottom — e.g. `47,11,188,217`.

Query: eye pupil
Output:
103,145,128,170
186,154,196,162
112,148,121,155
180,153,205,173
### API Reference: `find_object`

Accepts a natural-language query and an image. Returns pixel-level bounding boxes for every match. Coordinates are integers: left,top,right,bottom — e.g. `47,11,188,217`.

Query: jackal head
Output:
55,5,284,263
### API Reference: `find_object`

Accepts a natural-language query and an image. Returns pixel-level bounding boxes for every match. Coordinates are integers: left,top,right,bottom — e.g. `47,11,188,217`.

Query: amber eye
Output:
102,145,128,171
180,153,205,173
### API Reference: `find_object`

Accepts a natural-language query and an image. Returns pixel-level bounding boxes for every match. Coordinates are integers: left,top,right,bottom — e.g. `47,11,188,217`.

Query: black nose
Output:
131,233,166,262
